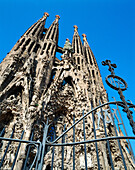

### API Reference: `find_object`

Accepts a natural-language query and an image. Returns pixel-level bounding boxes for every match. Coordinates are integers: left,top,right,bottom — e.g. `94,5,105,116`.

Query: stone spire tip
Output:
55,15,60,20
82,34,87,41
66,38,70,41
74,25,78,32
43,12,49,18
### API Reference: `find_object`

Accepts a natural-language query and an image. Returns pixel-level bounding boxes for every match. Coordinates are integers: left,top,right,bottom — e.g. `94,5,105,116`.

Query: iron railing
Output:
0,100,135,170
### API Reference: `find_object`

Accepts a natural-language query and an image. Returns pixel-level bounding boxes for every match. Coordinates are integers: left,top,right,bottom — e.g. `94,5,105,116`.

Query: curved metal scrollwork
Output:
106,75,127,91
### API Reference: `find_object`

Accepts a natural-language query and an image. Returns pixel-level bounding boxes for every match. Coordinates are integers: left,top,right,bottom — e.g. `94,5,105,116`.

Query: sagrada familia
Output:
0,13,135,170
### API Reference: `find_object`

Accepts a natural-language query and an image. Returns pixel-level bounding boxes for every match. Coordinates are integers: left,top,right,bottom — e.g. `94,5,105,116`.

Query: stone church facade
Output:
0,13,134,169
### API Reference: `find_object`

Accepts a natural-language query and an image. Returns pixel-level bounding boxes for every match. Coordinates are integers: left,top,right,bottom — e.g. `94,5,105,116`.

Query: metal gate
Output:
0,100,135,170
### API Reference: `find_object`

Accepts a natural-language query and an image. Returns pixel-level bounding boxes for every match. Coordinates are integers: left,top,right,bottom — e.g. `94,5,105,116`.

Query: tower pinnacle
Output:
82,33,89,47
82,33,87,41
74,25,78,32
43,12,49,18
55,15,60,22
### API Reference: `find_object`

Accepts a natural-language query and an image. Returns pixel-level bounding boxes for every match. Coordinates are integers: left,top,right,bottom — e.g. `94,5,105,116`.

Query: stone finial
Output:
66,38,70,41
74,25,78,32
82,34,87,41
43,12,49,18
55,15,60,22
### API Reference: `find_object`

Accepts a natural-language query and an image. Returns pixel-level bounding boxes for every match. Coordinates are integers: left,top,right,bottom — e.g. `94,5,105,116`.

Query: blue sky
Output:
0,0,135,151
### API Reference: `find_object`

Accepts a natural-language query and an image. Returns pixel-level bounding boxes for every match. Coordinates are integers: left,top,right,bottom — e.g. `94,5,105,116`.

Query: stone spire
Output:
72,25,83,55
0,13,49,93
22,12,49,37
82,33,106,101
82,33,97,67
33,15,60,101
42,15,60,43
82,33,89,46
71,26,84,71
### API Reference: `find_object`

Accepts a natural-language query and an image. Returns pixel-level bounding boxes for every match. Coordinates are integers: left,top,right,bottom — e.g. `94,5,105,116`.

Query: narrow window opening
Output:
51,27,56,40
48,125,55,142
82,59,83,65
54,29,58,41
77,57,80,64
92,70,95,78
78,66,80,70
33,44,41,53
51,45,55,55
25,38,31,46
88,50,93,65
46,26,53,39
51,69,56,80
88,70,91,77
22,38,31,52
43,43,47,50
32,23,40,35
88,69,91,77
84,48,88,63
28,41,35,53
76,38,79,53
14,38,25,51
19,38,25,46
73,57,75,64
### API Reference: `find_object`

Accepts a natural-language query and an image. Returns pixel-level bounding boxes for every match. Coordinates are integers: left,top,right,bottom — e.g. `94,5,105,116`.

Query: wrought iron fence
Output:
0,100,135,170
